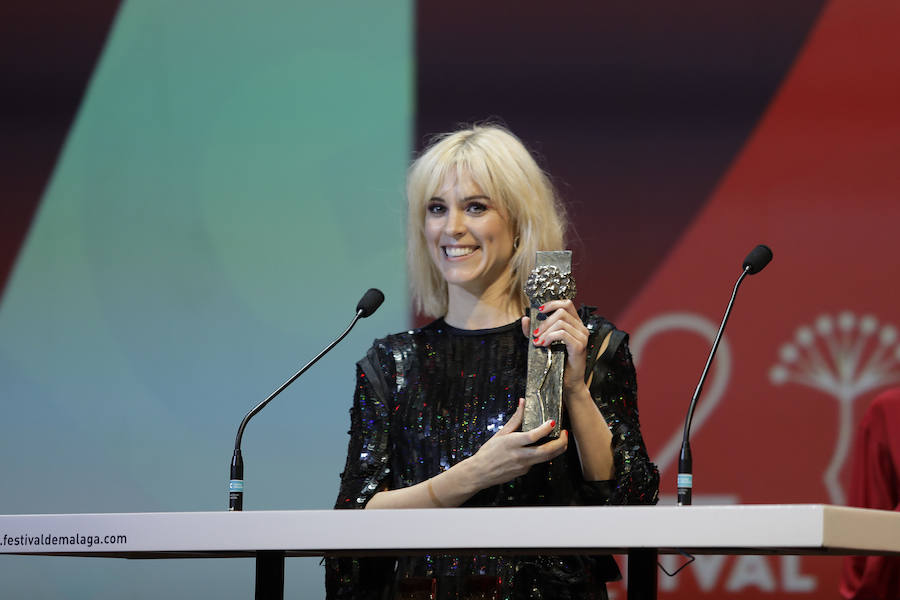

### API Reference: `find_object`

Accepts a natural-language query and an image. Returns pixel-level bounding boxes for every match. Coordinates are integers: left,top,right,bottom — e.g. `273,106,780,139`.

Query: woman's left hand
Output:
522,300,590,399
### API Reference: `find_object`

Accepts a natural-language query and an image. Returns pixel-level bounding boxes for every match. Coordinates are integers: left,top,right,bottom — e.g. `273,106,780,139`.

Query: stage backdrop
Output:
414,1,899,599
0,1,411,598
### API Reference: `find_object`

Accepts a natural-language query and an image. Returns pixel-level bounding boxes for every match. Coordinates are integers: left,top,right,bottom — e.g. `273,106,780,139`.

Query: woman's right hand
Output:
462,399,568,491
367,399,568,510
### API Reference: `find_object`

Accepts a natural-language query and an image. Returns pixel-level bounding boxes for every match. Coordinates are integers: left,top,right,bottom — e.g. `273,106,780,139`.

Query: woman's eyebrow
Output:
429,194,492,202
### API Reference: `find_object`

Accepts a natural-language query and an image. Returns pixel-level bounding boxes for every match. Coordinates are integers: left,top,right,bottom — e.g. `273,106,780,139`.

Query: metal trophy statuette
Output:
523,251,576,438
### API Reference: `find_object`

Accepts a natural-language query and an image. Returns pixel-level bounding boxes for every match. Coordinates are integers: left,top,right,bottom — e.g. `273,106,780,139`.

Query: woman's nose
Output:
443,207,465,237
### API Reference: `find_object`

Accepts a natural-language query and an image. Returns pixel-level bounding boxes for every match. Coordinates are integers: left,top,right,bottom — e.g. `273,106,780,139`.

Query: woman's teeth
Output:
444,246,476,257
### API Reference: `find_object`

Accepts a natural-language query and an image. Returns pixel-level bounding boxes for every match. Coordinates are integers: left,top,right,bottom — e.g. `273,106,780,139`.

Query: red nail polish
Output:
539,305,545,311
533,328,539,335
549,420,556,428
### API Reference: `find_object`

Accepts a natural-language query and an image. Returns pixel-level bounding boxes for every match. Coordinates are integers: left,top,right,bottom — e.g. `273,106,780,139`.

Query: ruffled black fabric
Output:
326,310,659,599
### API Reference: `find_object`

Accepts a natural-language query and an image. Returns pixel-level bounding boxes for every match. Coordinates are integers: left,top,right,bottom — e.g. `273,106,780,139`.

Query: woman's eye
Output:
427,203,446,215
466,202,487,214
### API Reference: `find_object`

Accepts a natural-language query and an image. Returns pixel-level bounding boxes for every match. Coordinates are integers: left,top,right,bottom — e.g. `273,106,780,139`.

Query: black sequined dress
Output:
326,309,659,600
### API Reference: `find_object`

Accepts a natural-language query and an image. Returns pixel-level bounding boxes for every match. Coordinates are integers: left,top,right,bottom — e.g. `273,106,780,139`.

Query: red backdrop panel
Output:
615,0,900,597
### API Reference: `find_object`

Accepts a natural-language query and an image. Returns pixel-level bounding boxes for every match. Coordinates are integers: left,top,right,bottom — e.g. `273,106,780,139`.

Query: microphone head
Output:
742,244,773,274
356,288,385,318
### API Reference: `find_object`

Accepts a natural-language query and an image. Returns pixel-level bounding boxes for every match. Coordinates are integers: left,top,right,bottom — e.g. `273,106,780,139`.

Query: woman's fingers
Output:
469,415,569,489
521,428,569,464
531,300,584,345
502,421,569,470
495,398,525,436
536,429,569,461
535,299,579,322
518,417,558,444
530,300,589,396
504,416,565,454
534,319,587,350
510,419,570,461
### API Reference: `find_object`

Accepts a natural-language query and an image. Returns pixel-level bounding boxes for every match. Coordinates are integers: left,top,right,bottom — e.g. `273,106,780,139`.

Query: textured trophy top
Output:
524,251,576,306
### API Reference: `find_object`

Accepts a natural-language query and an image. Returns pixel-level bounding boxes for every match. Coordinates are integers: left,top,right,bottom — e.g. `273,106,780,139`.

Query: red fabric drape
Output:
840,388,900,599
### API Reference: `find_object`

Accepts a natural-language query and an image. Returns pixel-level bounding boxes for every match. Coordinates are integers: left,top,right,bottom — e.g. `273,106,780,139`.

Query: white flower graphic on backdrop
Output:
770,311,900,504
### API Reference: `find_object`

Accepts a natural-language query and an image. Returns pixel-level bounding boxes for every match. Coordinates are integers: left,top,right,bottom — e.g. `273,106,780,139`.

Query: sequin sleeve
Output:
325,346,396,599
581,320,660,506
334,347,394,509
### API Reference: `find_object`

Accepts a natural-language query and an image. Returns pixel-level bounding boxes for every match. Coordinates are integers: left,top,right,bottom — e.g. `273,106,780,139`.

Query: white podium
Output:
3,504,899,599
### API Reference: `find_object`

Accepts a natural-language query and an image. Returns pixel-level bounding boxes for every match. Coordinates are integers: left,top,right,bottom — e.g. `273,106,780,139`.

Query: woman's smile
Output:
442,245,478,259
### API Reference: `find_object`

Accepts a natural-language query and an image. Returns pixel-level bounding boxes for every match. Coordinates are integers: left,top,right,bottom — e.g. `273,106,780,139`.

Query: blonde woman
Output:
327,125,658,600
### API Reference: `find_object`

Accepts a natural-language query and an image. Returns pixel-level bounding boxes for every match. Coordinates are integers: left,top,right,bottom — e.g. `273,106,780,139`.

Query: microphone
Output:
677,246,772,506
229,288,384,511
356,287,385,317
742,244,773,274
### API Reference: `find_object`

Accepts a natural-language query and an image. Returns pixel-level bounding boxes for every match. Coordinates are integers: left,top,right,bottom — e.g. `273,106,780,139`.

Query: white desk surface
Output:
2,504,898,559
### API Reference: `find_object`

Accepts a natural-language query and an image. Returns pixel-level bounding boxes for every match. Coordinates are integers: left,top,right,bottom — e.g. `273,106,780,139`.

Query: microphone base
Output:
230,449,244,511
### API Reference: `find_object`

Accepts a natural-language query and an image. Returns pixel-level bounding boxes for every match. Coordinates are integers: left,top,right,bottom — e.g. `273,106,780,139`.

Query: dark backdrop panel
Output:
0,0,122,296
416,1,825,319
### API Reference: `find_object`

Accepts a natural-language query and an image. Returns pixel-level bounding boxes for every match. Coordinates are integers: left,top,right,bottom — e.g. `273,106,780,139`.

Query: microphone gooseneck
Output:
229,288,384,511
677,246,772,506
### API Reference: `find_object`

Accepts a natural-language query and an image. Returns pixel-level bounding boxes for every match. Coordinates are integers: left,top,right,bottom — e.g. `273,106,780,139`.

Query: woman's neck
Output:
444,283,522,330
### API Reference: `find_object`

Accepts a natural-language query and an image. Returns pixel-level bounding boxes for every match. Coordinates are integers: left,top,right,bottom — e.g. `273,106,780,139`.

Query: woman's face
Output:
424,171,516,297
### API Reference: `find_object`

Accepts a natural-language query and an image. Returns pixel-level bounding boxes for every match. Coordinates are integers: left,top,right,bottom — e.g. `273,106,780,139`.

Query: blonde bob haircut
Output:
407,124,568,318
